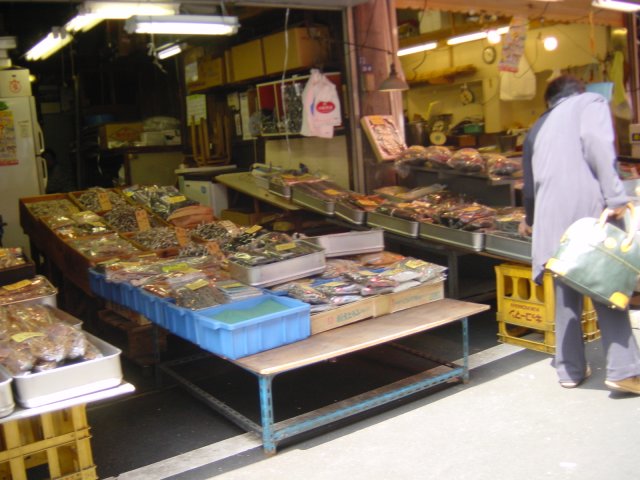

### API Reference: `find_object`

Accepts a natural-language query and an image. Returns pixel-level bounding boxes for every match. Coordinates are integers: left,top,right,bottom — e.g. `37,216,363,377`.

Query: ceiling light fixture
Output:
25,28,72,61
125,15,240,36
591,0,640,12
157,42,187,60
397,41,437,57
447,26,509,46
378,63,409,92
543,36,558,51
65,1,179,33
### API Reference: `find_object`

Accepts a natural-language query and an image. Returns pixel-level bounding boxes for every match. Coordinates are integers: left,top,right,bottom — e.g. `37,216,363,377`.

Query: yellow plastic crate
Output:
495,263,600,354
0,404,96,480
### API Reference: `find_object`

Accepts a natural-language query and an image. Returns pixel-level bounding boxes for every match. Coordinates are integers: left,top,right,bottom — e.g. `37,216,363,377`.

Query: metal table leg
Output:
462,317,470,383
258,375,276,455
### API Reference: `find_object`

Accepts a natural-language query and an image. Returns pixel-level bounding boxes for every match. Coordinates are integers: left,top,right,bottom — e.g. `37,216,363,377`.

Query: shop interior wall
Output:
400,23,610,134
264,136,350,188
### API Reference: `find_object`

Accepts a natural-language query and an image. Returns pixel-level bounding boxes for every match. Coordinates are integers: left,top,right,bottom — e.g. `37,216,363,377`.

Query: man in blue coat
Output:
519,74,640,393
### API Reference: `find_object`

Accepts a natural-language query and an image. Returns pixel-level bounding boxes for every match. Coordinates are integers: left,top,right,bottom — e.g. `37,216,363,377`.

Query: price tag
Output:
275,242,296,251
3,279,32,291
164,195,187,204
0,249,6,257
11,332,46,343
358,270,376,276
358,200,378,206
162,263,197,273
175,227,189,247
246,225,262,234
406,259,427,269
124,190,134,197
135,209,151,232
369,116,385,125
322,281,346,287
97,191,112,211
97,258,120,267
186,279,209,291
323,189,341,196
220,282,244,290
89,221,106,227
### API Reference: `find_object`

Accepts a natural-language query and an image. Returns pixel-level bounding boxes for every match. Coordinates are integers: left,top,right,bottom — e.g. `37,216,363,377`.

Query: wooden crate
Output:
0,404,96,480
96,309,167,366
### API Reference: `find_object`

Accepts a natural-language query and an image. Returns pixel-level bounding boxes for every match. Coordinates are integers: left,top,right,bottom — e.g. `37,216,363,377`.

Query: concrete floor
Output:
92,310,640,480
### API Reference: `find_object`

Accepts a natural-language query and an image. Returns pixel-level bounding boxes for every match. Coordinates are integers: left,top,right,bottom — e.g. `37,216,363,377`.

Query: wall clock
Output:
482,46,497,64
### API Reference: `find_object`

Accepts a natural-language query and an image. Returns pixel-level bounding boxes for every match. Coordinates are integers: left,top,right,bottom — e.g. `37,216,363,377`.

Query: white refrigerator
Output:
0,94,46,254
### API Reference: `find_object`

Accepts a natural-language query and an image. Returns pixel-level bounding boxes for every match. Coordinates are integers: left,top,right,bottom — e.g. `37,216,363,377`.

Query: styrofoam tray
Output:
12,332,123,408
366,211,418,238
418,222,485,251
334,202,366,225
484,232,532,262
228,241,325,287
305,229,384,257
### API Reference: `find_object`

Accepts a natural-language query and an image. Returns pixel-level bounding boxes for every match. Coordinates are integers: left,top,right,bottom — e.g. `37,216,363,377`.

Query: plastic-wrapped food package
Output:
173,279,219,310
395,184,447,201
494,207,526,234
75,187,127,211
423,146,452,168
102,205,161,233
0,303,102,375
52,211,112,239
375,204,422,221
68,234,141,259
440,203,496,230
483,154,522,177
286,283,330,305
26,199,79,218
394,145,429,178
447,148,485,172
321,259,361,278
229,239,319,267
0,276,57,305
0,248,26,269
329,295,362,305
388,258,448,283
130,227,179,251
178,242,213,258
125,185,199,219
313,280,362,296
338,193,385,212
167,205,215,229
354,251,404,267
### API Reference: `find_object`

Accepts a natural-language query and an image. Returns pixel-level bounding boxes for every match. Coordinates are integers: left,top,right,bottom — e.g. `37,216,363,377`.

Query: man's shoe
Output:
560,364,592,388
605,376,640,394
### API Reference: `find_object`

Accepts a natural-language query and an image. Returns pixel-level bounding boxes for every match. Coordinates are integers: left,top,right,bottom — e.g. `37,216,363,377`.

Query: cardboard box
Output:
374,281,444,317
99,122,144,149
0,68,31,97
311,297,375,335
199,56,225,88
262,26,330,75
231,39,265,81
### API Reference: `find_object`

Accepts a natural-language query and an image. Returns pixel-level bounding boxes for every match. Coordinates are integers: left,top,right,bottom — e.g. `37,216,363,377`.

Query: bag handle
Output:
597,202,637,250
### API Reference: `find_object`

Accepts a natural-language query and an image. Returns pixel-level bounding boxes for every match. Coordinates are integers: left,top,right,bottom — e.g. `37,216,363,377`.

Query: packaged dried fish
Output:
178,242,211,258
329,295,362,305
68,234,141,259
211,280,264,303
130,227,179,251
26,199,79,218
286,283,329,304
483,153,522,177
388,258,448,283
75,187,127,211
320,259,361,278
423,146,453,168
173,279,219,310
355,251,405,267
313,280,362,296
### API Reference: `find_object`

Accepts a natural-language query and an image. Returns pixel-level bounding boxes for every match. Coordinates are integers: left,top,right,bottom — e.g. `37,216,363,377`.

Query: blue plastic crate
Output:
89,270,124,304
137,289,168,326
163,302,200,343
194,295,310,359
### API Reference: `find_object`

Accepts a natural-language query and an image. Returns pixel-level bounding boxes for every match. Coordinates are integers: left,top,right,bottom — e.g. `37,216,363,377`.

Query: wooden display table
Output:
215,172,301,212
160,298,488,454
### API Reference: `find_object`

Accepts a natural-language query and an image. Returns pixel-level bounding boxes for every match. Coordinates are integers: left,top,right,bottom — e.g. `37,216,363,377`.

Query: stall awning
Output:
396,0,624,27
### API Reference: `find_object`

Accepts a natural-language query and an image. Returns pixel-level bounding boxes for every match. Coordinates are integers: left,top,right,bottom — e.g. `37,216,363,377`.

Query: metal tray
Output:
306,229,384,257
334,202,366,225
0,367,14,418
0,275,58,308
12,332,123,408
485,232,532,263
268,181,291,199
418,222,485,251
366,211,419,238
291,186,335,215
228,241,326,287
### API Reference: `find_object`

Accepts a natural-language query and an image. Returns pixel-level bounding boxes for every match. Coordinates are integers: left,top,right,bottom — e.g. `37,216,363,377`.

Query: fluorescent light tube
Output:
397,42,437,57
592,0,640,12
125,15,240,36
157,43,185,60
26,29,72,61
447,31,488,46
65,2,179,33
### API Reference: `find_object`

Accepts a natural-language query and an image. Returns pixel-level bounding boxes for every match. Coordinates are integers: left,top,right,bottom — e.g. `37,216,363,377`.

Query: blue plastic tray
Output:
194,295,310,359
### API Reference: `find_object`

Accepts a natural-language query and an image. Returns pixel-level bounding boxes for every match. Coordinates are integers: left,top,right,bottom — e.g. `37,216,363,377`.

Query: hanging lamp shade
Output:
378,63,409,92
